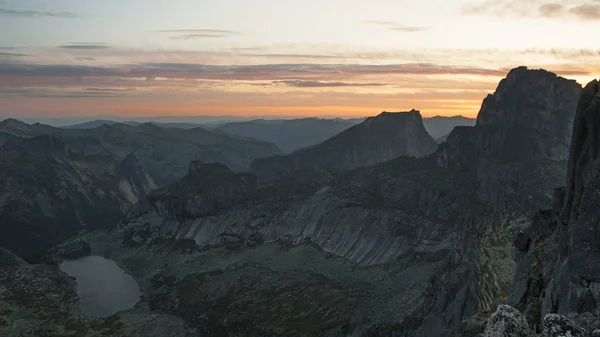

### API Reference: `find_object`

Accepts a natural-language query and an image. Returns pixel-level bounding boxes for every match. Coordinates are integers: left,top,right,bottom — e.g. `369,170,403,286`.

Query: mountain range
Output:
0,120,281,186
0,66,598,337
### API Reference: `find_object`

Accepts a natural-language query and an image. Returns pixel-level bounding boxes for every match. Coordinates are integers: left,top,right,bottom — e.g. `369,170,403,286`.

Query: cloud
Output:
569,3,600,19
0,8,78,18
58,43,109,50
463,0,600,20
169,34,230,40
244,53,353,59
84,87,137,92
0,61,522,86
0,52,29,57
274,80,387,88
155,29,240,39
363,20,428,32
539,3,565,16
155,29,240,34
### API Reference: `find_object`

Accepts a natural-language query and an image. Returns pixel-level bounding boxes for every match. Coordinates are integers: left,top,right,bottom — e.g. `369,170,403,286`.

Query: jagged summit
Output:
476,66,581,136
251,109,437,181
437,67,582,164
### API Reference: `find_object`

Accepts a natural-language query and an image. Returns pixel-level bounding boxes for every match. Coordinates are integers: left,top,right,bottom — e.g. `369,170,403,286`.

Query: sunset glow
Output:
1,0,599,118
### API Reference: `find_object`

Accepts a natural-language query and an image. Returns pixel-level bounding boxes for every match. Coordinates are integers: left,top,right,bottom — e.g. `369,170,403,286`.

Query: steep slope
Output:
0,135,156,260
505,79,600,333
217,117,362,153
0,121,283,186
251,110,438,182
422,115,476,140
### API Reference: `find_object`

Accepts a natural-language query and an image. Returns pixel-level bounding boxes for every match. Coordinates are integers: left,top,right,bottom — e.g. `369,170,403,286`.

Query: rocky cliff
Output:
251,109,437,183
0,135,156,260
502,79,600,335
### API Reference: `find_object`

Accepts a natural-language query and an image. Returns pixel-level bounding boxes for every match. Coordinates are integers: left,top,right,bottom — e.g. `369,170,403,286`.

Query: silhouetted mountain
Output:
0,120,282,186
63,120,204,130
423,115,476,140
251,110,437,183
217,118,362,153
0,135,156,260
499,78,600,335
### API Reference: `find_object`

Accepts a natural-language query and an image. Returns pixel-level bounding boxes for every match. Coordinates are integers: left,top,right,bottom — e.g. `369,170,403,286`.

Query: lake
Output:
59,255,141,317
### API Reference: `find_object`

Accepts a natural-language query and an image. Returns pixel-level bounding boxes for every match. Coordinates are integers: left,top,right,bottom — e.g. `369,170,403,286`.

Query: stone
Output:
542,314,586,337
482,305,535,337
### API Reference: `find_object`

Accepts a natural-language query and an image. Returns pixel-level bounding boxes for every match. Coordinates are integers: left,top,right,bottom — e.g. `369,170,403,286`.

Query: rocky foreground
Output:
1,67,598,337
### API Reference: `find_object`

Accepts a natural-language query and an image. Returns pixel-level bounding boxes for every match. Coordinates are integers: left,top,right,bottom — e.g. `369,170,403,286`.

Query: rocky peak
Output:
438,67,582,166
251,109,437,182
0,118,32,135
476,67,581,151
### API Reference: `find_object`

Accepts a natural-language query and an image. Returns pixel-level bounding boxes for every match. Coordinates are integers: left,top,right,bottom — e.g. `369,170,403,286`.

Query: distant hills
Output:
0,119,282,186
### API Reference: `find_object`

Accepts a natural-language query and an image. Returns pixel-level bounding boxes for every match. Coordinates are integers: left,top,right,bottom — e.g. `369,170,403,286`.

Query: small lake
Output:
59,255,141,317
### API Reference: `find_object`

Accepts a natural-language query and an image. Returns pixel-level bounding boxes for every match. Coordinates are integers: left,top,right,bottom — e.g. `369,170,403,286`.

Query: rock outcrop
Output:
506,79,600,334
0,135,156,260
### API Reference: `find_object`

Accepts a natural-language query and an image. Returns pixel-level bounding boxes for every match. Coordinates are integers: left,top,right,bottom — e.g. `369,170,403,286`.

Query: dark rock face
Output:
476,66,581,160
251,110,438,182
505,79,600,335
142,161,256,219
548,79,600,314
0,135,156,260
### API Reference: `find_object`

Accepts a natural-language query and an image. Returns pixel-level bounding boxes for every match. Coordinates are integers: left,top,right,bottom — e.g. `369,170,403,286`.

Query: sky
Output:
0,0,599,119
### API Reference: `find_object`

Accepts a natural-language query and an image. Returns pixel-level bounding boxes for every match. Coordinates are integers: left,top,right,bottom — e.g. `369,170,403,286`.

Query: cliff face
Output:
505,79,600,334
0,135,156,260
476,66,581,160
102,67,583,336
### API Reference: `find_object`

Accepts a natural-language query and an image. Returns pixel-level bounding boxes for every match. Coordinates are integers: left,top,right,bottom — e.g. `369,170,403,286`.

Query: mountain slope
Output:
0,121,283,186
0,135,156,260
251,110,438,182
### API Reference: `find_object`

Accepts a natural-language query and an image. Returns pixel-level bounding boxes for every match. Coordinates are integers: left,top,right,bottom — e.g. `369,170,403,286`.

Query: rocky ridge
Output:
0,135,156,261
0,120,282,186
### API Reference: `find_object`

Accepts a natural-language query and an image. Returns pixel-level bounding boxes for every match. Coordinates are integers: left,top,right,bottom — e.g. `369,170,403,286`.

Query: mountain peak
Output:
0,118,31,132
476,67,581,128
251,110,437,182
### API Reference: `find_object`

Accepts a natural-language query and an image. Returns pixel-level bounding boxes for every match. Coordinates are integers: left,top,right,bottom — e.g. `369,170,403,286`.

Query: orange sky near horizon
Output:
1,0,600,119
